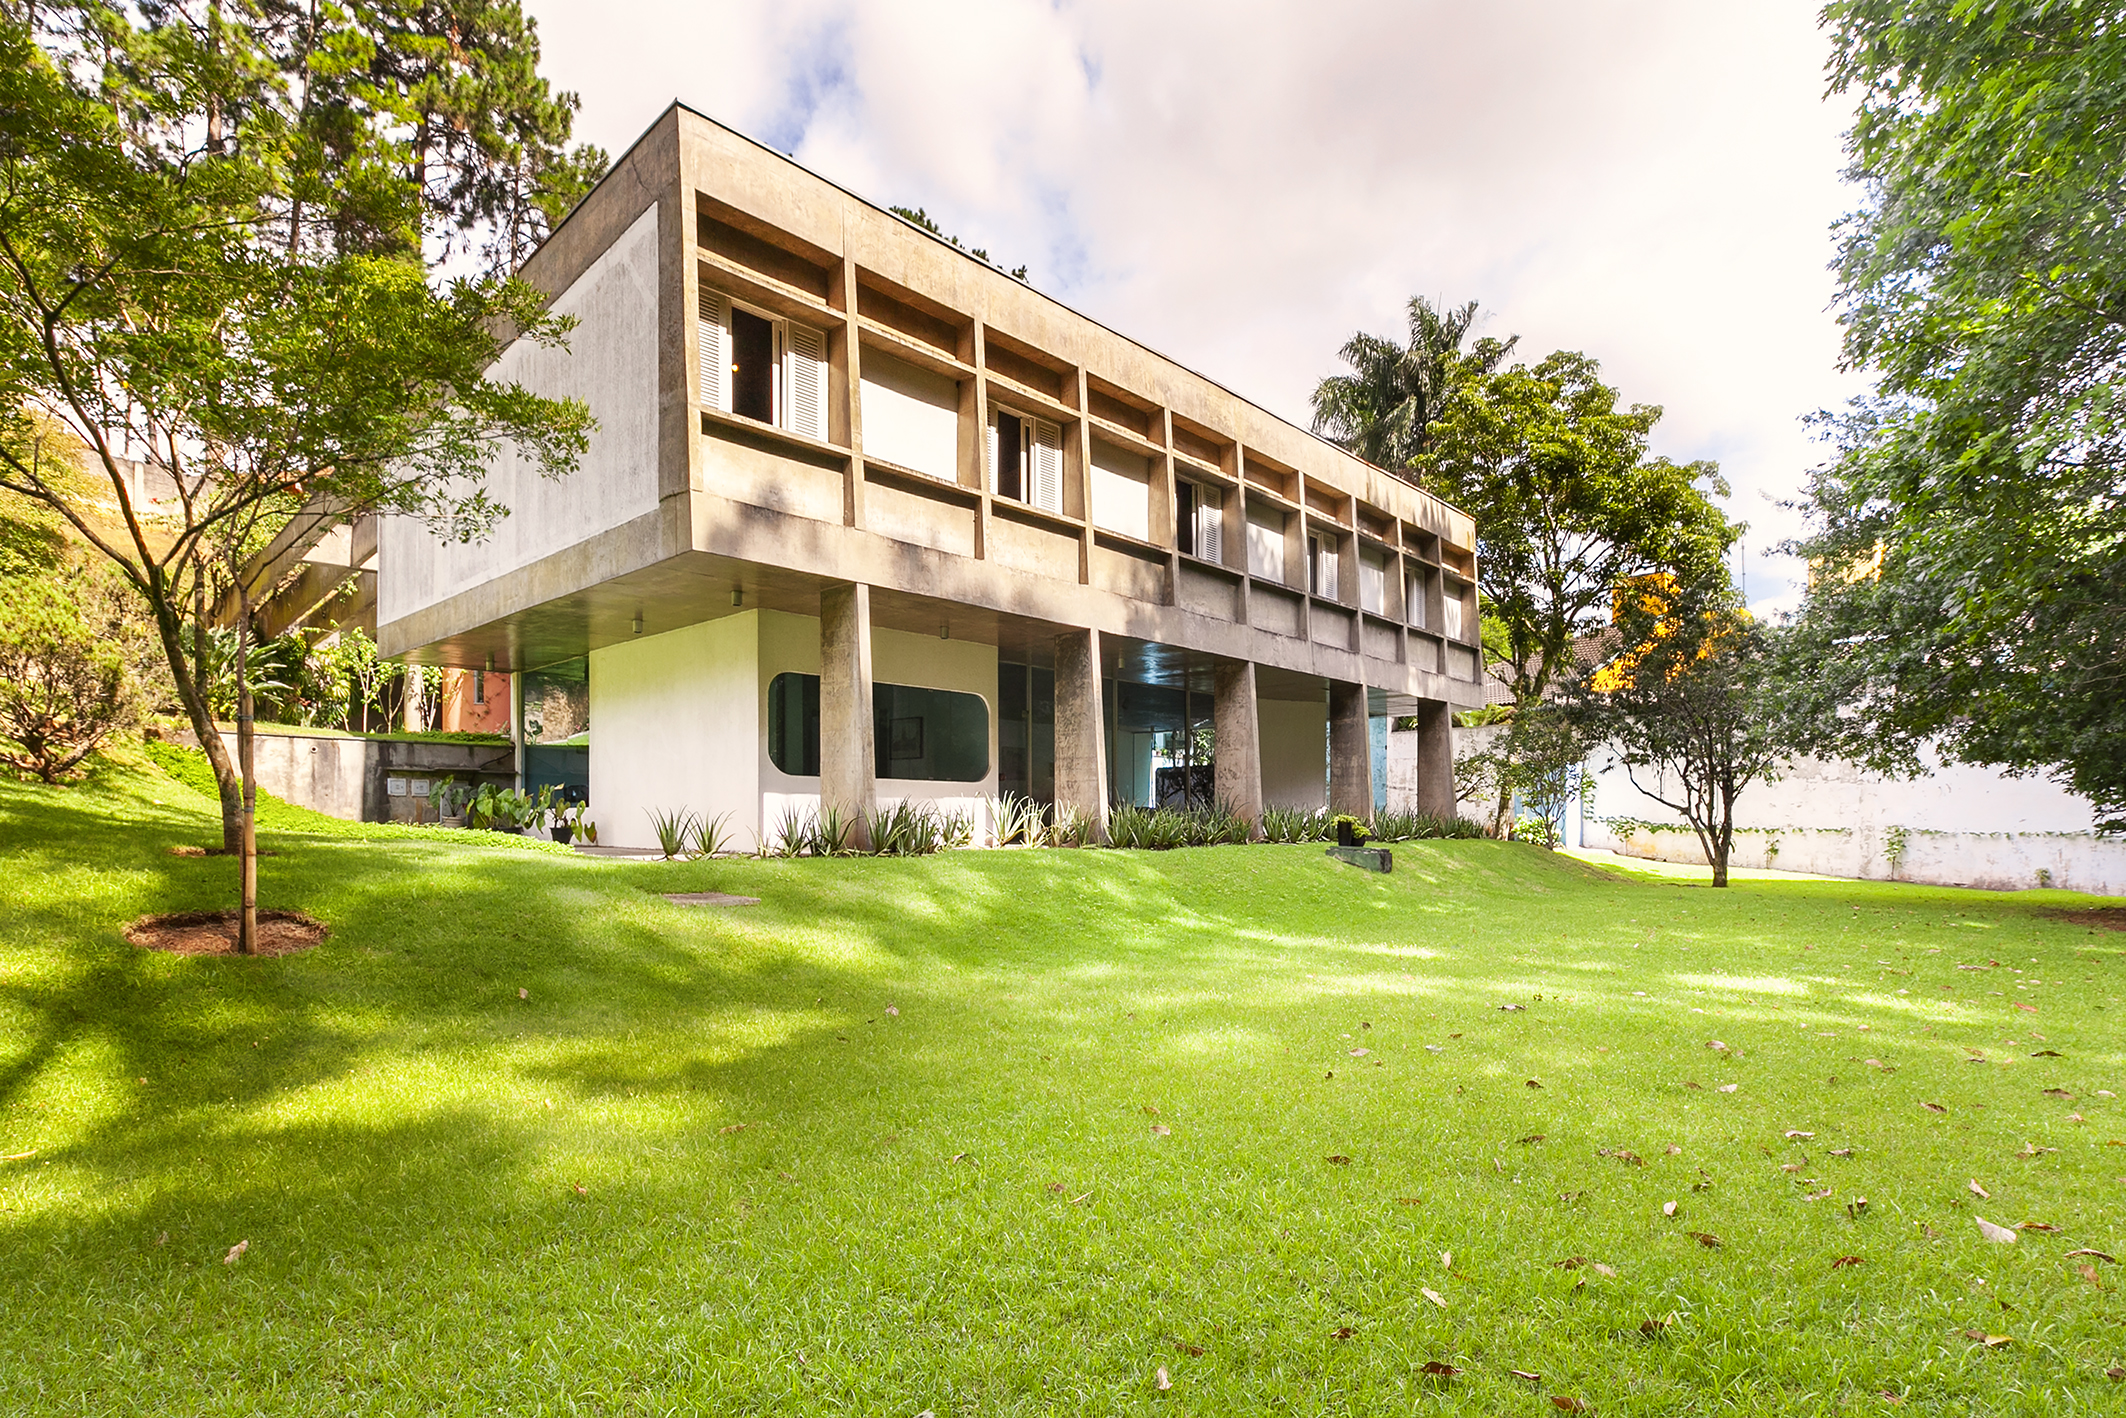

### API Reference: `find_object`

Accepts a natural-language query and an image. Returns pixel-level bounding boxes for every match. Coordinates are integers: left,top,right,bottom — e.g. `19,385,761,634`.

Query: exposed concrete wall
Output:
1259,695,1328,809
212,729,514,823
588,611,762,851
381,202,663,626
1582,747,2126,895
1214,661,1262,829
859,351,958,481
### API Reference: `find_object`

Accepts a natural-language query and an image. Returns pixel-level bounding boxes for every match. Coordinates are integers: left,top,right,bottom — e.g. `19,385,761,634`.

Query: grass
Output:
2,756,2124,1415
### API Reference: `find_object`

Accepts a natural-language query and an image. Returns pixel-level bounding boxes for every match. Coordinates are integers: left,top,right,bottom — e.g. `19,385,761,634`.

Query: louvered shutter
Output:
785,321,827,440
698,289,729,412
1196,485,1223,564
986,409,998,493
1031,419,1063,513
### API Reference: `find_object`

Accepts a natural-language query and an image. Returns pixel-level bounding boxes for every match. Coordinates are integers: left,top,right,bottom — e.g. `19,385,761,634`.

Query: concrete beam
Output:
1328,679,1374,820
1214,659,1263,836
1416,700,1456,821
1052,627,1109,842
820,581,877,849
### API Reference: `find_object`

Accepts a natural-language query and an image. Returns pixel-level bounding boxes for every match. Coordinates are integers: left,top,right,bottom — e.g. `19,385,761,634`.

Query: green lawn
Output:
3,756,2123,1415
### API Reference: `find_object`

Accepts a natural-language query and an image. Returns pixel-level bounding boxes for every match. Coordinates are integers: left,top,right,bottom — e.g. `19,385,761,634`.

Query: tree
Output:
1791,2,2126,831
1451,703,1589,848
1310,296,1514,471
0,7,592,947
1572,574,1785,888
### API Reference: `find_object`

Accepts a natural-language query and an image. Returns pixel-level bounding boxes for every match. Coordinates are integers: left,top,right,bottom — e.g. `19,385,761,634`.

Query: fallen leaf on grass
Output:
2013,1002,2037,1013
1665,1144,1682,1155
1397,1197,1421,1205
884,1005,899,1017
572,1183,589,1195
1964,1330,2012,1348
949,1153,974,1165
1419,1360,1462,1378
1830,1147,1855,1157
2078,1264,2106,1288
1421,1287,1448,1309
1804,1188,1835,1202
1509,1369,1542,1382
1441,1250,1452,1269
1520,1133,1547,1144
1879,1391,1904,1405
1526,1079,1543,1089
1686,1231,1722,1248
1325,1154,1351,1166
2107,1366,2126,1382
1558,1190,1585,1205
1785,1130,1816,1140
1500,1004,1526,1012
1717,1084,1739,1094
1172,1339,1204,1356
2031,1049,2062,1058
1349,1047,1370,1057
1707,1040,1730,1052
1921,1102,1948,1114
222,1240,248,1265
1970,1179,1991,1199
2016,1142,2059,1158
517,988,528,1000
2065,1249,2117,1262
1975,1217,2018,1243
1662,1201,1678,1218
1047,1182,1066,1193
1155,1365,1172,1390
1424,1044,1444,1053
1330,1326,1355,1340
2016,1221,2061,1233
718,1123,750,1135
1849,1197,1870,1218
1599,1148,1644,1167
1592,1262,1618,1277
1150,1124,1171,1136
1833,1255,1864,1268
2043,1088,2076,1099
1549,1397,1590,1413
1639,1316,1668,1335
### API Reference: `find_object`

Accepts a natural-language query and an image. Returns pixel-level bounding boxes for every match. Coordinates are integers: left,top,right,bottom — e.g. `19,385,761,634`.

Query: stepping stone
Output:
662,892,761,907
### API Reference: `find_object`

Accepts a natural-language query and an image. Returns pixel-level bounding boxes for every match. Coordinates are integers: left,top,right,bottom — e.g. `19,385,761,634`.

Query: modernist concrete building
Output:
377,104,1486,848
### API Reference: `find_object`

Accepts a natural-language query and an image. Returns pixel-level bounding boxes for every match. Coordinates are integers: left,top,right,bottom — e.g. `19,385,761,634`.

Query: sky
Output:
525,0,1867,614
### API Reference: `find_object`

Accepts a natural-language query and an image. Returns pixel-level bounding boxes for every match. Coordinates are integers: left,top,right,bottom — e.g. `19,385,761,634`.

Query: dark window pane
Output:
1176,482,1196,556
873,683,989,782
995,411,1023,501
732,307,774,422
767,672,820,776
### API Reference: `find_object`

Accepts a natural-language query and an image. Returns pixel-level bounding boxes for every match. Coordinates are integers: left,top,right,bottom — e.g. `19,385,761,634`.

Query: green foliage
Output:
686,811,735,859
647,807,694,861
1106,802,1250,849
466,784,538,831
863,801,969,857
887,205,1029,282
1259,805,1334,843
427,778,474,818
1789,2,2126,831
1456,706,1593,844
1370,808,1487,841
0,557,146,780
1310,297,1513,472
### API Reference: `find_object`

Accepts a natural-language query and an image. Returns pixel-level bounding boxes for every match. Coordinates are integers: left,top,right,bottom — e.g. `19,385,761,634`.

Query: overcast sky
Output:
527,0,1865,612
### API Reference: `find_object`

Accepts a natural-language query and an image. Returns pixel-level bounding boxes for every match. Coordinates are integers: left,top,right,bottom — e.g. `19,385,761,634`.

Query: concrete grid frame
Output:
376,103,1486,849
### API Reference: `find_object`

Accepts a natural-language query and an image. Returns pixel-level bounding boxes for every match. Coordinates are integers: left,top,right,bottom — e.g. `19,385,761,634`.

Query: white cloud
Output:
529,0,1866,602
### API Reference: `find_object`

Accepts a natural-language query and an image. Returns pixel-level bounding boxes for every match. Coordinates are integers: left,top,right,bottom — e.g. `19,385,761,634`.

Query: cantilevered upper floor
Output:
378,102,1485,713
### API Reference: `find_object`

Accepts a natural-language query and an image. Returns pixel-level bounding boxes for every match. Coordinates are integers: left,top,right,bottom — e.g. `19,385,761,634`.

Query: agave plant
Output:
769,804,810,858
687,811,735,858
1048,802,1096,848
646,806,696,860
811,803,854,857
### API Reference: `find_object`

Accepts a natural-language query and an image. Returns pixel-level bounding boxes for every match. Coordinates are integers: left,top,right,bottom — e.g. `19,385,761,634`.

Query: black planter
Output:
1336,820,1359,848
552,825,574,846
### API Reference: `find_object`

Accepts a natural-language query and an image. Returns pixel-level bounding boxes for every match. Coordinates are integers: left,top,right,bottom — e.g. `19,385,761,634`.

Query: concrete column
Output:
1052,628,1109,842
1213,660,1263,836
1328,679,1374,821
820,582,876,849
1416,699,1456,821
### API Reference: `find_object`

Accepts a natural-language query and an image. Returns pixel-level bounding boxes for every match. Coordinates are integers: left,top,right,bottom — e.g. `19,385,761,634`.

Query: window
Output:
767,674,990,782
1307,530,1339,599
473,670,486,705
989,406,1062,513
1359,548,1387,614
1089,439,1150,540
697,289,827,440
1442,584,1466,640
1176,481,1223,562
1406,570,1429,629
1245,502,1286,581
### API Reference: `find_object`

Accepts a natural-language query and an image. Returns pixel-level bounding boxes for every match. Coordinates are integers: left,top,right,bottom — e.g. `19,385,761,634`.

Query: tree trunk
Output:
235,582,257,954
149,594,244,851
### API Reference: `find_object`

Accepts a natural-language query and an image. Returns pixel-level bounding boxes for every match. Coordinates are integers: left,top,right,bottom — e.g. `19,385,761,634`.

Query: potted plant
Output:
1332,813,1372,848
429,778,472,828
550,796,582,847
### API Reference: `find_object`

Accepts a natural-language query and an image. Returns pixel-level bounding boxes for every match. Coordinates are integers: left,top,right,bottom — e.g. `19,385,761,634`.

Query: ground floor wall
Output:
1582,748,2126,895
1259,697,1329,810
204,727,515,823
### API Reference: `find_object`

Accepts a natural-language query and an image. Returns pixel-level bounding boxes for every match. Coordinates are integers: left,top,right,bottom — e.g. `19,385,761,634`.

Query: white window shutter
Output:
786,321,827,440
698,289,729,412
1197,485,1222,564
986,410,997,493
1032,419,1062,513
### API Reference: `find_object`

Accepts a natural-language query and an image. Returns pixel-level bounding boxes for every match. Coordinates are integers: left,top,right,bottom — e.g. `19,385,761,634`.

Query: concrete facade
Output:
209,728,515,823
378,105,1486,848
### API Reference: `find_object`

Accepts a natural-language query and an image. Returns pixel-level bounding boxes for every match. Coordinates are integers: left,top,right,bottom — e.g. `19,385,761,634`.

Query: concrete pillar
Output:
1052,628,1109,842
1416,699,1456,821
820,582,876,849
1328,679,1374,821
1213,660,1263,836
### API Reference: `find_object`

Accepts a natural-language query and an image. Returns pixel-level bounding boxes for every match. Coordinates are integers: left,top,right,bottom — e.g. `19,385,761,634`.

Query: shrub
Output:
0,560,144,781
687,811,735,858
987,792,1047,847
1261,806,1334,843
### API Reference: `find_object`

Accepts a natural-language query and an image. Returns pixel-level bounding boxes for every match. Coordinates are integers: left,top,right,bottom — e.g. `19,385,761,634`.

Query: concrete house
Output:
377,104,1487,849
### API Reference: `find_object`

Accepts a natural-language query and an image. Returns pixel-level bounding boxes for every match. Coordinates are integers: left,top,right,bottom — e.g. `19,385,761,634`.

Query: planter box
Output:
1326,845,1393,873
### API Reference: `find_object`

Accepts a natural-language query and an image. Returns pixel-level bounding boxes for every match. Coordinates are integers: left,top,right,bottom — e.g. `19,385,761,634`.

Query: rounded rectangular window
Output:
767,674,989,782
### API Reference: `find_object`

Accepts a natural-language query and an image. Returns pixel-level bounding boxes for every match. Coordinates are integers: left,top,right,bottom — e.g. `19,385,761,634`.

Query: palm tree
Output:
1310,296,1513,470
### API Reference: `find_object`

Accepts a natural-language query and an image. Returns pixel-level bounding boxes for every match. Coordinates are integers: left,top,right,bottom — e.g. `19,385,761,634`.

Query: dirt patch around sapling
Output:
2050,907,2126,933
125,910,328,956
165,845,280,857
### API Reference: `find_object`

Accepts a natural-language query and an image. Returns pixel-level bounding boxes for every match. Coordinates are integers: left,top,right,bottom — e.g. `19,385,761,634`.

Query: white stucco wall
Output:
380,202,662,624
1583,747,2126,895
859,352,959,481
1090,440,1151,541
588,611,761,852
1259,696,1328,809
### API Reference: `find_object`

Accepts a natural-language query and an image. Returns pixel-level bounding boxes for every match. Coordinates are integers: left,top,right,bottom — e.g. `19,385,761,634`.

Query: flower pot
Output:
1336,820,1359,848
441,814,466,830
551,825,574,846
